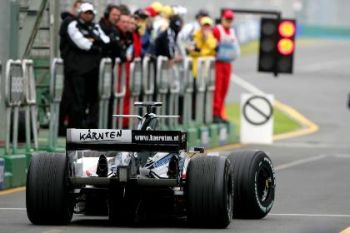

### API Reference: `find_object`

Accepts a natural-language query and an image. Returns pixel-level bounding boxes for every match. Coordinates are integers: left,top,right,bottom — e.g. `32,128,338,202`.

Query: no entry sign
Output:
240,94,274,144
243,95,273,126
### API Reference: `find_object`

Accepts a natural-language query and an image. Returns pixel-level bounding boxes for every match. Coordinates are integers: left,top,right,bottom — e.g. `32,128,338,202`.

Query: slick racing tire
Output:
187,156,233,228
26,153,73,225
225,150,275,219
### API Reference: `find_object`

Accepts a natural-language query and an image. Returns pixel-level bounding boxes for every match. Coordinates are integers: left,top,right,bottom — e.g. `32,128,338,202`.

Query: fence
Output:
48,58,64,150
95,55,234,150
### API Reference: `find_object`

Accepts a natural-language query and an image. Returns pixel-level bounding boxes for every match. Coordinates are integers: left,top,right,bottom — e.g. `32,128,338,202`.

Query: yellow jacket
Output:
189,29,217,77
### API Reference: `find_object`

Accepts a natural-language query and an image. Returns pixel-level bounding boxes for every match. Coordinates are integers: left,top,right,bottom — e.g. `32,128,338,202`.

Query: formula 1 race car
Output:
26,102,275,228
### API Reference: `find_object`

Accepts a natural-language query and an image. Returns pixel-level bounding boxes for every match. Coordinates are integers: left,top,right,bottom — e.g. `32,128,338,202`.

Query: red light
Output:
278,39,294,55
279,21,296,38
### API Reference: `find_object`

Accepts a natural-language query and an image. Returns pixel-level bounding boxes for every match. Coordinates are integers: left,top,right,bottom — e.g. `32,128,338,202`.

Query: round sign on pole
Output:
243,95,273,126
240,94,274,144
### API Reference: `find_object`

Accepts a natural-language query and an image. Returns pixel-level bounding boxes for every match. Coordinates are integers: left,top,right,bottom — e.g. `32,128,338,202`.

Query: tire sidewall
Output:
252,154,275,215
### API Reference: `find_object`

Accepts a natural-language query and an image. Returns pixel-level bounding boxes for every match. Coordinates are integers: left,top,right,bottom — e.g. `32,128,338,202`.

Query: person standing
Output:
116,8,134,127
64,2,110,129
99,4,122,63
177,9,209,58
188,16,217,78
58,0,83,135
212,10,240,123
132,9,150,58
154,14,183,62
188,16,217,120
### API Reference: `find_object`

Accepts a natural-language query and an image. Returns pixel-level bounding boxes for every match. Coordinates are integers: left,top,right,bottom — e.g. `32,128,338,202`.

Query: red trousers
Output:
114,63,130,128
214,61,232,117
123,62,131,128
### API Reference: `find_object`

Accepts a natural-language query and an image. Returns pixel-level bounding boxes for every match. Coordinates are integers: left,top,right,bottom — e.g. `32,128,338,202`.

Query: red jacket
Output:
133,32,142,58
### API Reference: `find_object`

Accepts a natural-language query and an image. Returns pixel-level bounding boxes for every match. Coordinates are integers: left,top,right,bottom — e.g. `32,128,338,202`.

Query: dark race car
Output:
26,102,275,228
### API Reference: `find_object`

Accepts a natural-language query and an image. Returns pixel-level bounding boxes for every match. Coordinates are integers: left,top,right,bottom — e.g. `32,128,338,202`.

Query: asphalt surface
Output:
1,39,350,233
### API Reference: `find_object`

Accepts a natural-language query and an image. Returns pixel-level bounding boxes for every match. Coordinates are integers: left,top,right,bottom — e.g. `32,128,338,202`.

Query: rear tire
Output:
26,153,73,225
187,156,233,228
225,150,275,219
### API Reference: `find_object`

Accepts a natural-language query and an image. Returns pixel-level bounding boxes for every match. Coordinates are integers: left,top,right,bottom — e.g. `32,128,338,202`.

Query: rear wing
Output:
66,129,187,152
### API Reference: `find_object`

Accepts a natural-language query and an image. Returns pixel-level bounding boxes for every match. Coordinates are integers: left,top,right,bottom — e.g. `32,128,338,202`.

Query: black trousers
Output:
67,68,99,129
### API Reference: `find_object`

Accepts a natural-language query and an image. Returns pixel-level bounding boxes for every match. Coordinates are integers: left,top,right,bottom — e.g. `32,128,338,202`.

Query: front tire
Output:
186,156,233,228
26,153,73,225
225,150,275,219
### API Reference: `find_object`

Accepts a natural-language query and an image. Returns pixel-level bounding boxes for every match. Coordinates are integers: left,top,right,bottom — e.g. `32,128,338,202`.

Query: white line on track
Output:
43,230,63,233
270,213,350,218
232,74,266,95
274,154,327,171
0,208,26,210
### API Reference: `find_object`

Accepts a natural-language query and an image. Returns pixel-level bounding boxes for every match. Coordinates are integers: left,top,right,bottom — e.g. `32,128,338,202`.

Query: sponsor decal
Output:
79,129,123,141
68,129,132,143
132,131,183,144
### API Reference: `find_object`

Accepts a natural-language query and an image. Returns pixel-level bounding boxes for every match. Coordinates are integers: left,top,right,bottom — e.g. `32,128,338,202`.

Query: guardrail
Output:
195,57,208,126
156,56,170,129
5,60,24,154
98,58,113,129
142,56,155,103
181,57,194,127
48,58,64,150
168,62,181,129
1,56,232,151
129,58,143,128
204,57,216,124
112,58,126,129
23,59,38,150
0,56,238,190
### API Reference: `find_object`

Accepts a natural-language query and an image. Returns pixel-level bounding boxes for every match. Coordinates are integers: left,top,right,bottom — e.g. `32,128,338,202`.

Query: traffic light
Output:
258,18,279,74
276,19,296,73
258,18,296,75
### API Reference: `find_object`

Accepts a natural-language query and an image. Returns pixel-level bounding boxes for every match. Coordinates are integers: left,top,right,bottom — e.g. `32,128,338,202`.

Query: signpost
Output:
241,94,274,144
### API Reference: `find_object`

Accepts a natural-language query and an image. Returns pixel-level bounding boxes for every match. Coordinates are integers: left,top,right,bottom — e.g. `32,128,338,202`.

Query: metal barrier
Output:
5,60,24,154
0,61,2,103
112,58,127,129
156,56,170,128
204,57,216,124
180,57,194,127
168,63,181,129
48,58,64,150
195,57,209,126
142,56,155,103
98,58,113,129
129,58,143,128
22,59,38,150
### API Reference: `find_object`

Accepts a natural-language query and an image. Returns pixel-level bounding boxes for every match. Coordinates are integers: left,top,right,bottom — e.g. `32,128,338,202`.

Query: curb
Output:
273,100,319,141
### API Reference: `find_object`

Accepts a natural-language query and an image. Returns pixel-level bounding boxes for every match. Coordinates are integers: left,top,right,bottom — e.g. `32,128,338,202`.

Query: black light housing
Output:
258,18,296,76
